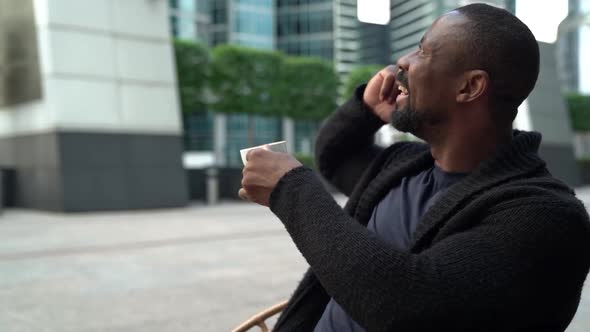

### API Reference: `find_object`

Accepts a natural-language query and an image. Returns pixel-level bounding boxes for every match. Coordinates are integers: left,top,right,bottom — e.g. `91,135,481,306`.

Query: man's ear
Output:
456,70,489,103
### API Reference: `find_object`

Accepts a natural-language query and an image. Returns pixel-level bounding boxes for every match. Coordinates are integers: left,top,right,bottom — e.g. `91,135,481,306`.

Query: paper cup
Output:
240,141,288,165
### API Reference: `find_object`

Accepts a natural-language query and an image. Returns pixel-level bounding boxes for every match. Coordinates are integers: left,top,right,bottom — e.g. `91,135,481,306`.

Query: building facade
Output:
171,0,283,168
557,0,590,94
176,0,356,169
0,0,188,211
173,0,582,188
276,0,334,60
169,0,211,42
389,0,515,62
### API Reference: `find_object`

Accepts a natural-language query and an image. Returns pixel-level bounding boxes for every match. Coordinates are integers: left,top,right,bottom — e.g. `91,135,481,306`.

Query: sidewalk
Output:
0,192,588,331
0,202,308,331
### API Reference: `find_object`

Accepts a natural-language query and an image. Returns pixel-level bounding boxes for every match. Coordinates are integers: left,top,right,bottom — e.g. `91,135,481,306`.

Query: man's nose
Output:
396,52,411,72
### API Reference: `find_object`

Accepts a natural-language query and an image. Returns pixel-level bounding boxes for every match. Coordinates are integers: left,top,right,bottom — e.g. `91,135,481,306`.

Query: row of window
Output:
277,0,332,7
232,10,274,36
211,0,228,24
184,112,214,151
169,0,211,15
235,0,273,7
183,113,320,166
294,120,319,154
234,36,274,50
278,39,333,59
170,16,211,42
225,114,282,166
170,2,334,42
277,10,332,36
211,30,228,45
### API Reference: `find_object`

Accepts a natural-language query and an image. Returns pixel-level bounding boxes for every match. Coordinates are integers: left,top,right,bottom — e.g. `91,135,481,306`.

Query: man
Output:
239,3,590,331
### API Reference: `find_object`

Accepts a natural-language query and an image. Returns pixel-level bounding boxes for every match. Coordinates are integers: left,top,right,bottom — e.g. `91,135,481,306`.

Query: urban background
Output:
0,0,589,331
1,0,589,211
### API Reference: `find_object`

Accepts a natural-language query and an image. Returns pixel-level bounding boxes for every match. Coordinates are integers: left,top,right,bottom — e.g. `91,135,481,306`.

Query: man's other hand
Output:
363,65,399,123
239,147,303,207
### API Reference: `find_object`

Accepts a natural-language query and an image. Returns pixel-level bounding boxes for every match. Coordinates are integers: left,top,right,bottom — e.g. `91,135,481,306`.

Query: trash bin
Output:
206,167,219,205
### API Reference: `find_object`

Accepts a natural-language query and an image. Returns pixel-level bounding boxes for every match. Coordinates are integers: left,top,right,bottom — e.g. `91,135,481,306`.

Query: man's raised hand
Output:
363,65,399,123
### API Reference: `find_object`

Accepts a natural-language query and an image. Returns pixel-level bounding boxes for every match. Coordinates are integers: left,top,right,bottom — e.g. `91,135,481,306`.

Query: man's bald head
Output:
451,4,539,122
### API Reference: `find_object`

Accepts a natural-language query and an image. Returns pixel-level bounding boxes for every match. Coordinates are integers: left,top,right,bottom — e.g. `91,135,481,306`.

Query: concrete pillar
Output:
214,113,227,166
514,42,581,186
0,0,188,211
282,117,295,153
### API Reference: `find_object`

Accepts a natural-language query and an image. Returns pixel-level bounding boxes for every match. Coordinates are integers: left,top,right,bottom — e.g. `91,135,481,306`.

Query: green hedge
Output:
173,39,209,113
567,94,590,131
174,43,340,120
342,64,383,100
279,56,338,120
210,45,283,116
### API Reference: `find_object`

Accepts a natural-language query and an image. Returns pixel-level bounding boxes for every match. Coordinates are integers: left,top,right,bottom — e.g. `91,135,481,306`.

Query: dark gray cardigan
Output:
269,86,590,332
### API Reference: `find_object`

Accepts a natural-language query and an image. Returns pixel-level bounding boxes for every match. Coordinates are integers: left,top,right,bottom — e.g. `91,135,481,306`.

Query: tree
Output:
566,94,590,131
342,64,383,100
278,56,338,120
173,39,209,113
209,45,283,116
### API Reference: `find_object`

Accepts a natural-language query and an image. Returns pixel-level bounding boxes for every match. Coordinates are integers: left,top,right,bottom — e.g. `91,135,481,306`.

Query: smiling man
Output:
239,3,590,332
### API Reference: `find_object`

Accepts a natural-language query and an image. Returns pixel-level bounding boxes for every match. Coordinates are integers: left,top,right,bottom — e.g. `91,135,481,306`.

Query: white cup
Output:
240,141,288,165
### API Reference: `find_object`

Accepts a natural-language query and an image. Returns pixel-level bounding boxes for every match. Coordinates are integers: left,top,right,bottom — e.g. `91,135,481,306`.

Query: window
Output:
299,12,309,34
184,112,214,151
212,1,227,24
308,10,332,33
294,120,320,154
234,9,273,37
170,16,179,36
278,14,289,36
235,37,273,50
225,114,282,167
178,0,197,12
309,40,321,57
212,31,227,45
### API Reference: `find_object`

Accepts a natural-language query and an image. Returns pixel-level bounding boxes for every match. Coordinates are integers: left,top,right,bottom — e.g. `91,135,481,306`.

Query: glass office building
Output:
277,0,334,59
170,0,282,167
169,0,211,42
224,0,280,166
389,0,515,62
276,0,334,157
277,0,392,155
231,0,274,49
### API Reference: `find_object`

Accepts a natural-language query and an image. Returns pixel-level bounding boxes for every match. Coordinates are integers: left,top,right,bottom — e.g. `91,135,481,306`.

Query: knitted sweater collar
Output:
351,130,548,251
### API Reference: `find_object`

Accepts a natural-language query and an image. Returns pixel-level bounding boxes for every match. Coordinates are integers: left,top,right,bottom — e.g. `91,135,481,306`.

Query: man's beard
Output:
390,102,424,134
392,69,423,134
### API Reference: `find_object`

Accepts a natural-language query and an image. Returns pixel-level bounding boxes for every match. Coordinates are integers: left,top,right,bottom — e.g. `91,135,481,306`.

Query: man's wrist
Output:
269,166,312,212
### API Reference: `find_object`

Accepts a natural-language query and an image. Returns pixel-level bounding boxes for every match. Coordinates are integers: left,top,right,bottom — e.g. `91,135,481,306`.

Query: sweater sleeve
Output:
315,84,386,196
269,167,590,331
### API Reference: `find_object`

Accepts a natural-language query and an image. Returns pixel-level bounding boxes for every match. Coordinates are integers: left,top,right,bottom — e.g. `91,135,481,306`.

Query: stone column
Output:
0,0,188,211
514,42,581,186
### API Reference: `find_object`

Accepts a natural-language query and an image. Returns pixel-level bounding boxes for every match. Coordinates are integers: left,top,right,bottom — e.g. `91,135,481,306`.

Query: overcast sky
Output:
516,0,569,43
358,0,570,43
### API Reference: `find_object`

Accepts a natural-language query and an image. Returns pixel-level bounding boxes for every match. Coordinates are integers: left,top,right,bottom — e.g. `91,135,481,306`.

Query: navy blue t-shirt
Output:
314,165,467,332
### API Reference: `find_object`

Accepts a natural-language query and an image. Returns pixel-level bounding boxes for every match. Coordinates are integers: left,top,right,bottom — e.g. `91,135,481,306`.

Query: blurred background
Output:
0,0,589,331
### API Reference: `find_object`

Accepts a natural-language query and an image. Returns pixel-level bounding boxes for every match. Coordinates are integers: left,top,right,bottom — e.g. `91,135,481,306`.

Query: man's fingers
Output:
238,188,249,201
245,147,272,162
389,81,399,104
245,149,256,163
379,72,396,102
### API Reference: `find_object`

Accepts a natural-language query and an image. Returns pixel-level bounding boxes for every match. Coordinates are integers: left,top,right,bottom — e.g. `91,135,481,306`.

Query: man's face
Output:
391,12,469,137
